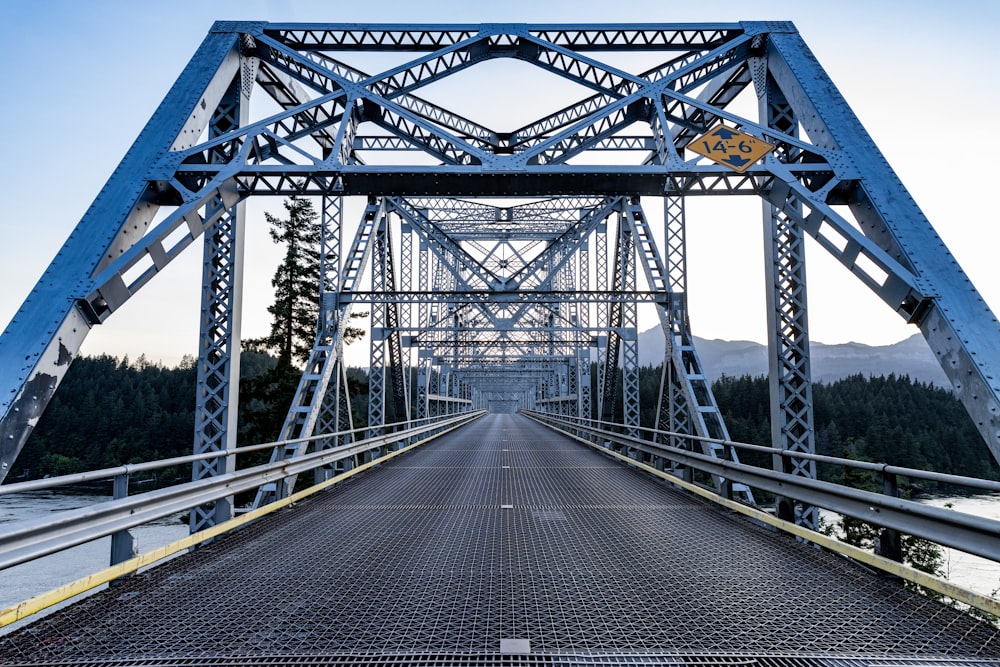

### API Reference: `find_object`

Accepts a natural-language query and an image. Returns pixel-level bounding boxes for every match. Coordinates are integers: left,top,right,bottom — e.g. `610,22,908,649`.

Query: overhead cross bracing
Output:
3,20,1000,536
3,416,998,665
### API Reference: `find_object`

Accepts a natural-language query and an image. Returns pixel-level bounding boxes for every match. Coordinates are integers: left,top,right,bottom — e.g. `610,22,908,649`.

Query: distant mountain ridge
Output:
637,328,949,386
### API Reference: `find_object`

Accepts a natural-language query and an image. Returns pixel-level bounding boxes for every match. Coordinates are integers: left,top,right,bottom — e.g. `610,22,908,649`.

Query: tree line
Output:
11,358,997,486
709,371,999,482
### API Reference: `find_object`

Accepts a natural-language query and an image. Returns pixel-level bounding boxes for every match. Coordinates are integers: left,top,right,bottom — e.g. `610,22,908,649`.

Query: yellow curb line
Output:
530,416,1000,619
0,420,473,628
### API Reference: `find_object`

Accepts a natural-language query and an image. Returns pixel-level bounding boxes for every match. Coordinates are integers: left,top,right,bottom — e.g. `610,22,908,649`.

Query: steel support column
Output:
625,197,752,503
578,236,592,420
189,60,252,532
253,198,380,508
620,227,640,438
760,71,818,529
415,237,431,420
368,213,390,438
600,217,624,423
657,196,695,463
189,201,245,532
595,219,610,422
314,195,351,443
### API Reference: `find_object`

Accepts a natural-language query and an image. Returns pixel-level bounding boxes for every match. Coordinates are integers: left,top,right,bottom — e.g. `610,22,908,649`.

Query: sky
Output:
1,0,998,368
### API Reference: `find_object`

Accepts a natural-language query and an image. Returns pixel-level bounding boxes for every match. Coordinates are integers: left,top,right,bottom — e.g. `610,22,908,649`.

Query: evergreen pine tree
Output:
239,196,366,443
239,196,322,442
248,196,322,366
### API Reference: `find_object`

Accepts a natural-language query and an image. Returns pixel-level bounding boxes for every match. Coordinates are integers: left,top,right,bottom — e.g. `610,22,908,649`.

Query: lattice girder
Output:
3,19,1000,488
252,199,380,508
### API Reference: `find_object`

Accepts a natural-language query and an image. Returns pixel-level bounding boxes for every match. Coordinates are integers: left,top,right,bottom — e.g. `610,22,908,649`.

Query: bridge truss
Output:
3,22,1000,532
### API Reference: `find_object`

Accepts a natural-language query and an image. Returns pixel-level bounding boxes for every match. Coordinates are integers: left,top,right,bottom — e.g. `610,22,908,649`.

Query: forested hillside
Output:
10,357,998,485
12,352,277,480
710,373,999,481
13,355,198,479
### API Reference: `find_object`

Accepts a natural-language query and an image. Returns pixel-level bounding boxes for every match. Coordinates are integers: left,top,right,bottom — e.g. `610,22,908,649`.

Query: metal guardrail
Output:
0,411,486,571
522,410,1000,563
3,409,998,627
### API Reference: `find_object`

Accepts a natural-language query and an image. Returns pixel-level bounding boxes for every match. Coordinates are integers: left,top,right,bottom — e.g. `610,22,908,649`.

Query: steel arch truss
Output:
3,22,1000,526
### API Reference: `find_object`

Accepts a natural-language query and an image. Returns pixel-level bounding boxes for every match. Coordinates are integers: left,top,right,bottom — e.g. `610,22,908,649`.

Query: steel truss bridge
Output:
2,20,1000,665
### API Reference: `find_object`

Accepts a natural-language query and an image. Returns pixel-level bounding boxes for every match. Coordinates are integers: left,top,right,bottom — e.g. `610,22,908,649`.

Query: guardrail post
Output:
314,463,334,485
878,468,903,563
110,472,137,570
314,435,334,485
719,477,734,502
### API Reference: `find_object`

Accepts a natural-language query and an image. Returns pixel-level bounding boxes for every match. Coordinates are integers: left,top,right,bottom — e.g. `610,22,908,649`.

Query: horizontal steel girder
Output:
5,17,1000,488
178,165,818,198
261,22,745,52
335,290,672,305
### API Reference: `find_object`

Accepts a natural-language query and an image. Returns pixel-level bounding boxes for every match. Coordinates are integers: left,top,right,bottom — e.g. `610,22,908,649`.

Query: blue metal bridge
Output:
2,21,1000,665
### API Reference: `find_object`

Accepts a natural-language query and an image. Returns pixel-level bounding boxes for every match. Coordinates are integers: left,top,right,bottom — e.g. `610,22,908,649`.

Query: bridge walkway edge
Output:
2,413,998,664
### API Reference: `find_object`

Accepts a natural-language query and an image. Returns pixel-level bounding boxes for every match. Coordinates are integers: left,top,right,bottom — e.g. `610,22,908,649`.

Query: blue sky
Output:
1,0,998,366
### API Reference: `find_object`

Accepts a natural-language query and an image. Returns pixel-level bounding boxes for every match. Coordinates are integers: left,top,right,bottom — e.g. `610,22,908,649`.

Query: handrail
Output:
0,413,462,496
522,410,1000,563
0,410,486,571
523,410,1000,619
528,411,1000,494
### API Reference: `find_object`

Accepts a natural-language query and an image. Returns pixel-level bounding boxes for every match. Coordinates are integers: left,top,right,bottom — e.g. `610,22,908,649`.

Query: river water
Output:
1,489,998,627
919,493,1000,597
0,489,190,620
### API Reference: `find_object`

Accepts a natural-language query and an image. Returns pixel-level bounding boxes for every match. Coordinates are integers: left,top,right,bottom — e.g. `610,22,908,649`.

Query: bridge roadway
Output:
3,414,999,665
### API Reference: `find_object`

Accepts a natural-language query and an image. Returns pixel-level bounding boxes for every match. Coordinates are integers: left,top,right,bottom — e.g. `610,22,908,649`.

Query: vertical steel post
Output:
368,212,390,439
189,61,251,532
382,212,410,429
314,195,354,449
578,235,592,420
620,217,640,439
314,195,353,483
658,196,694,464
760,70,818,530
110,472,136,567
595,219,610,421
400,220,414,429
252,197,380,508
626,197,752,502
416,237,431,420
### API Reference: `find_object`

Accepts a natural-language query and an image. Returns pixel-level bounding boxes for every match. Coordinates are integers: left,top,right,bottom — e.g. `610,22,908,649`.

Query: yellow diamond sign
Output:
688,124,773,173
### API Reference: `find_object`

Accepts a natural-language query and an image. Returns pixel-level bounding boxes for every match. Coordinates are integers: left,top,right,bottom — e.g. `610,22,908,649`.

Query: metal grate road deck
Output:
3,414,999,666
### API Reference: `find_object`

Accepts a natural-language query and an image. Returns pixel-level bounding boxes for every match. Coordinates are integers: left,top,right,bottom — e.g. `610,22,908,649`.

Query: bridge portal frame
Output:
1,23,998,538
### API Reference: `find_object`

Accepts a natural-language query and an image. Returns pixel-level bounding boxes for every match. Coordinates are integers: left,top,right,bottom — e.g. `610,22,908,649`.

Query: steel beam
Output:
253,199,380,508
763,30,1000,466
623,198,751,502
759,70,818,530
190,59,253,533
0,28,250,483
